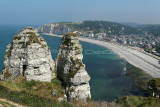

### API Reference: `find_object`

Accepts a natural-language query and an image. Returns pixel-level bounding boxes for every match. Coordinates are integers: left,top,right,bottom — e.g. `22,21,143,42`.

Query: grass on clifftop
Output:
126,64,153,90
64,32,78,37
0,76,120,107
117,96,160,107
0,76,72,107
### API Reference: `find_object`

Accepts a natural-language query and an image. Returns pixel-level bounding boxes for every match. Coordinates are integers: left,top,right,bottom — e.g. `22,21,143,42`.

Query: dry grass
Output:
12,35,21,40
0,76,65,102
4,69,11,79
72,100,121,107
0,76,123,107
6,49,11,57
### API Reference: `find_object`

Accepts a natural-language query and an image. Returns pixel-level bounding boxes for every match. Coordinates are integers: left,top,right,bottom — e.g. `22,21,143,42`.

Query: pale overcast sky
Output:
0,0,160,25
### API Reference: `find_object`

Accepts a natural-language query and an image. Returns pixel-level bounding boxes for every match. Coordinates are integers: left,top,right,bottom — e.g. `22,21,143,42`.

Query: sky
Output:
0,0,160,25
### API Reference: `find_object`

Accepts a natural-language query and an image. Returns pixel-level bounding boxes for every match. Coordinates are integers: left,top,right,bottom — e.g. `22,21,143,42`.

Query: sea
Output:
0,25,144,102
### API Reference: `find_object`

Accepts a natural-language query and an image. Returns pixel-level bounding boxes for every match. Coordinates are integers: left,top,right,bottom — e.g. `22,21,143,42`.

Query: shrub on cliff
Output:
148,78,160,89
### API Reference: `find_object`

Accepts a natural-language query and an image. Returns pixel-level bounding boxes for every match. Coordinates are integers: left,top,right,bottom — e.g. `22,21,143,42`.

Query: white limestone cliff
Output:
56,33,91,101
38,23,72,35
3,27,55,82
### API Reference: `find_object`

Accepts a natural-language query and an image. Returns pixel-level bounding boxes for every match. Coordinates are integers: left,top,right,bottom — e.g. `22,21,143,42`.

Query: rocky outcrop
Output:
56,33,91,101
38,23,72,35
2,27,55,82
148,78,160,98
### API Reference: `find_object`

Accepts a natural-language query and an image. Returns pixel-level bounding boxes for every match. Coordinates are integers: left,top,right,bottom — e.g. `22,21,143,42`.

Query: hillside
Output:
0,77,120,107
38,21,141,35
137,24,160,36
118,22,140,27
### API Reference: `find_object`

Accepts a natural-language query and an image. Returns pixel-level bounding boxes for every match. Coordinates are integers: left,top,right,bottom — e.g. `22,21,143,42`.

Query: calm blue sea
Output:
0,25,144,102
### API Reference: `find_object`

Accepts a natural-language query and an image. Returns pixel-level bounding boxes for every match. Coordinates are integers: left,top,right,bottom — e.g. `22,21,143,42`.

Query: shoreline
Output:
42,33,160,78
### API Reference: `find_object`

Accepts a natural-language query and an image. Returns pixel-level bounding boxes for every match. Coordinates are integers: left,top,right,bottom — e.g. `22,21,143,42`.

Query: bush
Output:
148,78,160,89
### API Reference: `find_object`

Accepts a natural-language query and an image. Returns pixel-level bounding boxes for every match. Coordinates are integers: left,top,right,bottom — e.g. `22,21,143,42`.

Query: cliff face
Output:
38,21,140,36
56,33,91,101
3,27,55,82
38,23,72,35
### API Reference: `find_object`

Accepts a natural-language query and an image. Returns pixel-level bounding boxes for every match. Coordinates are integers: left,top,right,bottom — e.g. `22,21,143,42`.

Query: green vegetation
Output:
69,69,78,78
12,35,21,40
62,38,74,46
0,85,72,107
0,77,72,107
64,32,78,37
26,32,46,48
19,27,35,32
148,78,160,89
69,87,75,92
0,100,16,107
117,96,160,107
6,49,11,57
26,27,35,30
138,24,160,36
126,64,153,90
0,72,3,75
71,57,83,67
26,32,40,46
4,70,11,79
19,42,24,44
75,50,81,55
65,21,140,35
51,77,63,88
63,39,70,46
86,96,92,102
156,45,160,53
75,46,79,50
69,58,84,78
0,77,118,107
144,48,152,53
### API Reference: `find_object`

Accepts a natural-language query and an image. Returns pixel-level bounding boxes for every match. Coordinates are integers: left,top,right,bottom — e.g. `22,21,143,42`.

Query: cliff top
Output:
19,27,37,33
64,32,78,37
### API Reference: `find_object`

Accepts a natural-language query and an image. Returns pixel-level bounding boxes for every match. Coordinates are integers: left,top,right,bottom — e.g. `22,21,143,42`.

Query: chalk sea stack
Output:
2,27,55,82
56,33,91,101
